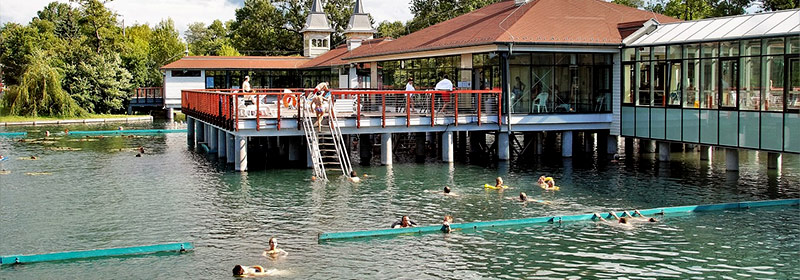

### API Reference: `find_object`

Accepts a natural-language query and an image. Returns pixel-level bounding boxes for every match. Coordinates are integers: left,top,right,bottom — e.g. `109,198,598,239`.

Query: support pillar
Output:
497,132,510,161
457,131,467,159
624,137,634,155
235,136,248,171
226,133,235,164
217,129,226,158
536,132,543,155
639,139,655,153
208,126,218,154
658,142,671,162
561,131,573,158
583,132,594,153
767,152,781,170
196,122,205,144
700,145,711,161
359,134,373,166
381,133,393,165
415,132,426,163
607,135,618,155
306,144,313,168
186,117,195,148
725,148,739,171
442,131,454,163
288,137,300,161
167,107,175,122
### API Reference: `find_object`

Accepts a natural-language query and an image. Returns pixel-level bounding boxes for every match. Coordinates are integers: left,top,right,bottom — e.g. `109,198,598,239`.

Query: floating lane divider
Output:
318,198,799,242
65,129,187,136
0,132,27,137
0,242,193,265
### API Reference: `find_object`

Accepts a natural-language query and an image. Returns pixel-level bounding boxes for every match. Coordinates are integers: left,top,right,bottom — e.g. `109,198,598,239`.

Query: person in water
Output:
630,210,659,223
442,186,458,196
507,192,550,204
538,176,557,190
593,212,631,225
262,237,287,258
232,265,273,277
391,215,417,228
349,170,361,183
495,177,504,189
441,215,454,233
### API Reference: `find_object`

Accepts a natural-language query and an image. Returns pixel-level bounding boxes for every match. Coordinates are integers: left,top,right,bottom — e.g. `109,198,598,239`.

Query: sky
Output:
0,0,414,36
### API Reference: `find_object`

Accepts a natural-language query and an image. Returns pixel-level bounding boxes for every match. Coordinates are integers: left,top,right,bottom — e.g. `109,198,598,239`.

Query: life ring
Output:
282,95,297,108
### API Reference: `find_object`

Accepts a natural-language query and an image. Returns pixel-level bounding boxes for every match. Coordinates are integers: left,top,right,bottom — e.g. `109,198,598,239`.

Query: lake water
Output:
1,123,798,279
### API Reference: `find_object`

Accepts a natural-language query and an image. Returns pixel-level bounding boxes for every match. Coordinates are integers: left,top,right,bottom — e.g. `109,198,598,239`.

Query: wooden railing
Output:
131,87,164,105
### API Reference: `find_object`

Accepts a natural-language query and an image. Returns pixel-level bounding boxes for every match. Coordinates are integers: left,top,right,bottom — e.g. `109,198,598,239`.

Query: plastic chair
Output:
533,92,549,113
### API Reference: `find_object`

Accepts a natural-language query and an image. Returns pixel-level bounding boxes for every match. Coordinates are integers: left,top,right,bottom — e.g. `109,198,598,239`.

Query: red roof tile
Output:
302,37,393,68
346,0,679,59
161,56,311,70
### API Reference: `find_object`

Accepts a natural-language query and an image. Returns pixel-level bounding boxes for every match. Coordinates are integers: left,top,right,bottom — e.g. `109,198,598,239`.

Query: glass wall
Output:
378,55,461,90
203,70,305,90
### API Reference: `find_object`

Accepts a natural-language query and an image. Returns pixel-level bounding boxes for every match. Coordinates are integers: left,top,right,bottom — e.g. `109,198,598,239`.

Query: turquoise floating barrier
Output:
66,129,187,136
318,198,799,242
0,242,193,265
0,132,27,137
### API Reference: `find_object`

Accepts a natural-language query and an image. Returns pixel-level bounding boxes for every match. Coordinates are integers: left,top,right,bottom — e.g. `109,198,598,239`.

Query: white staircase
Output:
301,99,353,180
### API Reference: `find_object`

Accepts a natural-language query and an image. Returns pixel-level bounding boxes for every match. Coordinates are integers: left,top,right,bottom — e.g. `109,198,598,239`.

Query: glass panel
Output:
638,47,650,61
684,44,700,59
509,53,530,65
623,48,635,62
623,64,634,104
700,110,719,145
720,41,739,57
785,114,800,153
651,108,666,139
577,54,593,65
789,36,799,54
595,54,612,65
701,59,718,109
761,112,783,150
668,45,681,60
683,109,700,143
532,66,553,111
622,106,635,136
593,66,612,112
652,46,667,60
510,66,531,113
763,56,784,111
684,59,701,108
702,42,718,58
720,59,738,108
738,111,759,149
789,58,800,111
636,107,650,137
718,111,738,146
764,37,784,55
532,53,554,65
666,108,682,141
554,66,571,112
653,61,667,107
742,39,761,56
637,62,651,106
668,61,681,106
740,56,761,111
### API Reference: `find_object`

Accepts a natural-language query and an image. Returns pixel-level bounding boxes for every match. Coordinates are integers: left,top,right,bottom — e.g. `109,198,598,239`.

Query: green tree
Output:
407,0,499,33
0,23,59,85
760,0,798,11
121,24,152,88
377,20,407,39
186,20,234,56
36,2,81,41
148,19,185,84
2,51,84,117
218,43,242,56
65,52,132,113
230,0,300,55
73,0,122,54
611,0,646,8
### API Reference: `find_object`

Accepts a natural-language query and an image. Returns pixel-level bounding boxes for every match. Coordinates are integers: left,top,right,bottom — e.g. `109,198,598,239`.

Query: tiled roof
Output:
345,0,679,59
161,56,311,70
303,38,393,68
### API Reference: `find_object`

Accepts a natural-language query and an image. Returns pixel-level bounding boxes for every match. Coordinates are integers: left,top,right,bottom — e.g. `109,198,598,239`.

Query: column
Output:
208,126,218,154
497,132,510,161
457,131,467,159
227,133,235,164
187,117,195,148
607,135,618,155
658,142,671,162
442,131,454,163
359,134,373,165
306,143,313,168
415,132,426,163
536,132,544,155
235,135,248,171
624,137,634,155
725,148,739,171
217,129,226,158
167,107,174,122
561,131,573,158
767,152,781,170
196,121,205,143
288,137,300,161
381,133,393,165
583,132,594,153
700,145,711,161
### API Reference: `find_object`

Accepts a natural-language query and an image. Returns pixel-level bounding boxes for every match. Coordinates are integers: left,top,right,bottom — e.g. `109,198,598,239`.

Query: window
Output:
622,48,635,62
683,59,700,108
701,59,718,109
702,42,718,58
788,58,799,111
741,39,761,56
653,61,667,106
764,37,784,55
720,59,738,108
720,41,739,57
668,61,681,106
763,55,784,111
740,56,760,111
623,63,634,104
172,70,201,77
637,61,651,106
668,45,682,60
684,44,700,59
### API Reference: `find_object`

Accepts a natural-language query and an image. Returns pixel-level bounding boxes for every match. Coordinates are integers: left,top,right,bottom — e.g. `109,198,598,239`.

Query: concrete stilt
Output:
226,133,235,164
235,135,248,171
767,152,781,170
497,132,510,160
306,144,313,168
658,142,671,161
186,117,195,148
607,135,618,155
208,127,218,154
639,139,655,153
442,131,454,163
536,132,543,155
288,137,300,161
359,135,373,165
561,131,573,158
725,148,739,171
700,145,711,161
381,133,393,165
624,137,634,154
167,107,174,122
415,132,426,163
217,129,226,158
457,131,467,160
196,122,205,143
583,132,594,153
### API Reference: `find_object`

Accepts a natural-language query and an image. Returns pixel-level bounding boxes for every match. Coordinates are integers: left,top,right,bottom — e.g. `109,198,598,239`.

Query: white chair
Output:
533,92,549,113
333,98,357,116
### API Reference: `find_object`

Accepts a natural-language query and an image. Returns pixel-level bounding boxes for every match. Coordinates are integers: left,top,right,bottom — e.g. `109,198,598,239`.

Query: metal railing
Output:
131,87,164,105
181,89,502,131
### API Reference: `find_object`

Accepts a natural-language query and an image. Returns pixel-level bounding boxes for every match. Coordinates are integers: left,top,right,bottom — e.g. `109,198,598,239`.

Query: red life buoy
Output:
282,95,297,108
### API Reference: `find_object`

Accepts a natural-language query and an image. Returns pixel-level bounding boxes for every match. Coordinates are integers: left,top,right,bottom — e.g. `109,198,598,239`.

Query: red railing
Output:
181,89,502,131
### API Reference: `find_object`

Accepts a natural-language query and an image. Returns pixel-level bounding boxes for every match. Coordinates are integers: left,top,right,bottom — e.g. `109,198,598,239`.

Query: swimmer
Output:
507,192,551,204
349,170,361,183
631,210,658,223
495,177,504,189
232,265,274,277
593,212,633,226
262,237,287,258
537,176,546,185
30,156,37,160
442,186,459,196
138,146,145,154
441,215,454,233
391,215,417,228
45,131,51,137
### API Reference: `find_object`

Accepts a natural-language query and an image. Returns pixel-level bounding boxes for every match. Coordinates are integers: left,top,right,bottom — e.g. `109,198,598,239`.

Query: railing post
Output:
278,94,282,131
255,94,260,131
357,93,361,129
478,92,482,126
454,91,459,126
381,93,386,128
234,93,239,131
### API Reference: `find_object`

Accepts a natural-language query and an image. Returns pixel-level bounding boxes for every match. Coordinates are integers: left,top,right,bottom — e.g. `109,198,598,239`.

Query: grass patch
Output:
0,113,147,123
174,112,186,122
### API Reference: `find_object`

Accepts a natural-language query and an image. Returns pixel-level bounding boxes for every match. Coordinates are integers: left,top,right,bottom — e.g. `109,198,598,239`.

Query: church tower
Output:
343,0,377,50
301,0,334,58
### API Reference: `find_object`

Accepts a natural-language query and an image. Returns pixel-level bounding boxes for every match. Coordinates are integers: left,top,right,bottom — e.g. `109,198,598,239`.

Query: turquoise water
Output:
1,124,798,279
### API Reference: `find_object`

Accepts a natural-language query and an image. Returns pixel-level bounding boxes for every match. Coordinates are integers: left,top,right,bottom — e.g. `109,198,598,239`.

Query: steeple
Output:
344,0,377,50
301,0,333,58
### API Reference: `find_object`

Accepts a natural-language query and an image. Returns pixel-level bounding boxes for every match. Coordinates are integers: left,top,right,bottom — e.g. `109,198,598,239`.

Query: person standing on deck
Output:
401,77,416,113
435,74,454,113
242,76,255,105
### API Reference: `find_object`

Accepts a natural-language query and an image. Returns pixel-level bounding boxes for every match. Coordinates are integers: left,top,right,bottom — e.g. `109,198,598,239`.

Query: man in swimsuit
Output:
391,215,417,228
262,237,287,258
232,265,272,277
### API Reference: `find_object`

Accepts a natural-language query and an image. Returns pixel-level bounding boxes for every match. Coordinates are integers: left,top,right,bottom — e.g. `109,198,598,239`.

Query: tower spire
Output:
301,0,333,58
344,0,377,49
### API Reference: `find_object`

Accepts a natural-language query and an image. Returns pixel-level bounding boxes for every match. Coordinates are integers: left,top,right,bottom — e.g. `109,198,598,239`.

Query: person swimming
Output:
262,237,287,258
507,192,551,204
631,210,659,223
391,215,417,228
349,170,361,183
495,177,504,189
232,265,274,277
441,215,454,233
538,176,557,190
